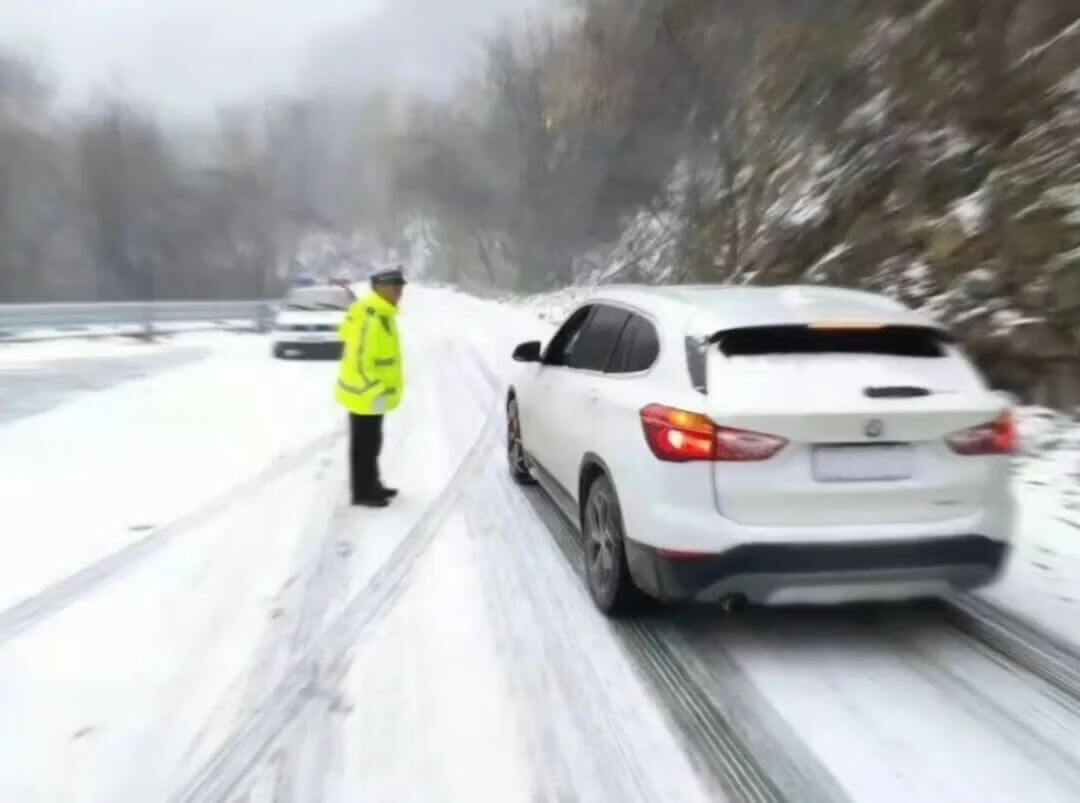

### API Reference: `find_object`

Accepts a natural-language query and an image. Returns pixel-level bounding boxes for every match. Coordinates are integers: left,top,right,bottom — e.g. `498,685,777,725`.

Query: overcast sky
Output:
0,0,546,120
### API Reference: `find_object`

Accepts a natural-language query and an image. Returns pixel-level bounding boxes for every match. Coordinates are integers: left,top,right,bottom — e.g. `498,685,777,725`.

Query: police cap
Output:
370,266,407,287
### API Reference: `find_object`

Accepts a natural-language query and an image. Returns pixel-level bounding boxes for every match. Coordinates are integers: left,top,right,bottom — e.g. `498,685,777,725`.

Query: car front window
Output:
543,306,593,367
284,287,353,311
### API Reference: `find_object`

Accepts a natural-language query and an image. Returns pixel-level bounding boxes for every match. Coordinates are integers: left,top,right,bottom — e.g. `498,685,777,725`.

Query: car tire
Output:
272,344,287,359
507,397,536,485
582,474,645,616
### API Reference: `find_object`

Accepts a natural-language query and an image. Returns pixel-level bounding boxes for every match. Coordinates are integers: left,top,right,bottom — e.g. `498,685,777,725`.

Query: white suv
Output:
507,285,1015,615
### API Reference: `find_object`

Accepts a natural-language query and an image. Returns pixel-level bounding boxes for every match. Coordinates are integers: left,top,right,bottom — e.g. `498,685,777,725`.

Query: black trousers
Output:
349,413,384,500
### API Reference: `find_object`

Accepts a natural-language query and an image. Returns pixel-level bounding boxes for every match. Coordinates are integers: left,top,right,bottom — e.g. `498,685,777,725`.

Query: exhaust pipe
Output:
719,594,748,614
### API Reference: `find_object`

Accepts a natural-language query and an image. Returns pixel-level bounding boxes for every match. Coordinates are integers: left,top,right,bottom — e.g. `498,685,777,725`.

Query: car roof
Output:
584,283,940,333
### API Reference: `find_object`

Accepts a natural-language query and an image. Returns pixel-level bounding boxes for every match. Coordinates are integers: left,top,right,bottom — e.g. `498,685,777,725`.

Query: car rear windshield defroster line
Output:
712,324,949,358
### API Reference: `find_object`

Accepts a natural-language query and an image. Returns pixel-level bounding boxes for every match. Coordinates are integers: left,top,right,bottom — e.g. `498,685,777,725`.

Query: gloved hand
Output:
372,393,390,414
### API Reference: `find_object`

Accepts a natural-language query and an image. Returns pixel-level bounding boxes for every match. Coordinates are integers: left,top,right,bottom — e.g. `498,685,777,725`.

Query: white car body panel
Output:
511,283,1016,605
271,309,344,346
705,347,1004,528
271,284,352,350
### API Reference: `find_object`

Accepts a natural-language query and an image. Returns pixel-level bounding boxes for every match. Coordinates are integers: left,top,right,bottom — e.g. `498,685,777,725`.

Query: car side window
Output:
607,314,660,374
569,305,630,371
542,306,593,367
606,317,638,373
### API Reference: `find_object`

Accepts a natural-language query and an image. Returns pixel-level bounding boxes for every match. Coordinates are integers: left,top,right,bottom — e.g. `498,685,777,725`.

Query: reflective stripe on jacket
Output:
335,291,404,415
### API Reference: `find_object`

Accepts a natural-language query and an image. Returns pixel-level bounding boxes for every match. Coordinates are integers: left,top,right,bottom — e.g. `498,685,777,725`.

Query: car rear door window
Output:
568,305,629,371
607,314,660,373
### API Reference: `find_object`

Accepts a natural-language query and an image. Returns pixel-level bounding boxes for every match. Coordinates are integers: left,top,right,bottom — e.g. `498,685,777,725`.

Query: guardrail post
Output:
141,302,155,341
256,302,273,333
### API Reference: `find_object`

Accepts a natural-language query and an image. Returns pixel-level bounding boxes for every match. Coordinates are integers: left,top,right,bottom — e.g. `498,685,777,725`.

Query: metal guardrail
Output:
0,300,277,340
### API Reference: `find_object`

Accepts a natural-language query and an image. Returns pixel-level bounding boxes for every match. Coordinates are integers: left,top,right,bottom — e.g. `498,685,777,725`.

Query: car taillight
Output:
946,413,1017,456
640,404,787,462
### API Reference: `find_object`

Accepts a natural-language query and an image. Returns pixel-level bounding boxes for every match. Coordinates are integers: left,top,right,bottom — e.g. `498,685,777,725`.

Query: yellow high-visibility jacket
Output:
335,291,404,415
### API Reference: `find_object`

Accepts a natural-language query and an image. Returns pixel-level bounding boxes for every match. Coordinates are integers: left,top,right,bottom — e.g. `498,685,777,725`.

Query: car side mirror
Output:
512,340,542,363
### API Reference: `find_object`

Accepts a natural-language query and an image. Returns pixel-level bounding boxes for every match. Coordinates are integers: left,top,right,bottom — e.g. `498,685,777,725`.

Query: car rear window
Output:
715,325,948,358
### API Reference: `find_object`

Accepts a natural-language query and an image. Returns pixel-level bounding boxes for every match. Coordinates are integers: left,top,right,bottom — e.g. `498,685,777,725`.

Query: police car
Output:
271,277,355,359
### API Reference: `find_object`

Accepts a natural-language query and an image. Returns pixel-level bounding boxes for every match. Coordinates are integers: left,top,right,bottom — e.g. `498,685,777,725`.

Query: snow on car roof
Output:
586,283,940,334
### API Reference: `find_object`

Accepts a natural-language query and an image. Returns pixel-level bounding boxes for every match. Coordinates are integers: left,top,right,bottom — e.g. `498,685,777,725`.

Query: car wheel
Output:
583,475,644,616
507,398,535,485
272,344,287,359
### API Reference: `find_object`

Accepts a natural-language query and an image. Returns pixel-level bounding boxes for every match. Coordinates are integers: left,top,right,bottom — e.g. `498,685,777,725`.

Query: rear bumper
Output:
625,535,1011,605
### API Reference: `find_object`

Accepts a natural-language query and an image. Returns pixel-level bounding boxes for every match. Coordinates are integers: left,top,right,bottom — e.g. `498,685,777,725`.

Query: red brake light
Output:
946,413,1017,456
640,405,787,462
640,405,715,461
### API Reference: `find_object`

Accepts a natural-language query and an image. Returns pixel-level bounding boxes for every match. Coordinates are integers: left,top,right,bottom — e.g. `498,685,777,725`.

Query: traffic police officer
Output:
336,267,406,507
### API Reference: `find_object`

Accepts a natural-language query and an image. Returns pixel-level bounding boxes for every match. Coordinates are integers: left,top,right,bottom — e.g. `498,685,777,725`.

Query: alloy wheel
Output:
585,489,618,599
507,401,529,475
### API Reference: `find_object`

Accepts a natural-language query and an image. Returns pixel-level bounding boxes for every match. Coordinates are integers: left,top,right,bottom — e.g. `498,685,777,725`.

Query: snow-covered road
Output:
1,286,1079,802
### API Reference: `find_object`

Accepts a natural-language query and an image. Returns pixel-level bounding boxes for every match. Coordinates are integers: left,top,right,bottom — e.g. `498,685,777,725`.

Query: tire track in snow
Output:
0,428,344,646
175,323,502,802
695,603,1080,801
942,593,1080,708
464,461,652,801
130,447,343,798
167,445,350,802
517,483,790,803
878,611,1080,791
638,614,850,803
277,522,354,803
272,331,503,803
470,426,803,801
264,470,353,803
170,403,500,803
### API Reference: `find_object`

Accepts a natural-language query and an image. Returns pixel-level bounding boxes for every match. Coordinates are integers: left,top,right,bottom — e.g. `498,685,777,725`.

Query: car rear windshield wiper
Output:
286,304,315,311
312,303,347,310
864,385,933,398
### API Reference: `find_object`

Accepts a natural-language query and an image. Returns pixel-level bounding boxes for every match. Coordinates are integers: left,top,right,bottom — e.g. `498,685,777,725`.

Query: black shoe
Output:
353,494,390,508
377,485,399,499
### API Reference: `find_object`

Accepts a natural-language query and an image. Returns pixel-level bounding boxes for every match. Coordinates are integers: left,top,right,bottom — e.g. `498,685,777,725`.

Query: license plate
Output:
812,444,913,482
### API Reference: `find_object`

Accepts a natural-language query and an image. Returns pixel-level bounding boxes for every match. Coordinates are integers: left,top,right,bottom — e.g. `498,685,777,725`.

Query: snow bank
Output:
0,333,342,612
0,320,258,344
512,287,591,327
1014,406,1080,516
980,406,1080,650
0,334,186,367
